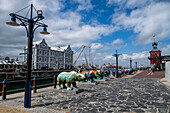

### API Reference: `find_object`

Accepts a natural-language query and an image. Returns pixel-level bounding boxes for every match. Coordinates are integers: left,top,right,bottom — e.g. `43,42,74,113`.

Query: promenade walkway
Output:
132,70,165,78
0,71,170,113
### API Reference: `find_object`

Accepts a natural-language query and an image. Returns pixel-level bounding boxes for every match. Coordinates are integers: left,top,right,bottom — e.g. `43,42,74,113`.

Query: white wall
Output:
165,61,170,82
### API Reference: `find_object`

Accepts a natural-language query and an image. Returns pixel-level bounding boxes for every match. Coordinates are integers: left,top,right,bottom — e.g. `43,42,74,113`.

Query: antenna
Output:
153,34,156,42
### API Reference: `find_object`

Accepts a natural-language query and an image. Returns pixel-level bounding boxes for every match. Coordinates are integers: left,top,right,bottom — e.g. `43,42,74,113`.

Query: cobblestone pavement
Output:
0,78,170,113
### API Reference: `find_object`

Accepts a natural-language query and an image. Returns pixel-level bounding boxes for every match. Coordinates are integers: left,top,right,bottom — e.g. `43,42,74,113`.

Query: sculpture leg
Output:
87,78,91,83
91,77,94,82
57,80,61,90
63,80,67,89
67,82,72,90
72,82,77,88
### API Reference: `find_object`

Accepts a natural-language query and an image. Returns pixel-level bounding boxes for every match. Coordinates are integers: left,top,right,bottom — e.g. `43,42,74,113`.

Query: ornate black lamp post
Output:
113,50,122,78
135,61,137,69
6,4,50,108
130,58,132,69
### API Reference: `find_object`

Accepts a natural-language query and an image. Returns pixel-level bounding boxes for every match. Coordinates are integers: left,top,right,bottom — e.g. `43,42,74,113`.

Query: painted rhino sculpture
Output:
81,70,103,83
87,70,96,83
81,70,95,83
124,69,134,75
57,71,85,90
95,70,103,79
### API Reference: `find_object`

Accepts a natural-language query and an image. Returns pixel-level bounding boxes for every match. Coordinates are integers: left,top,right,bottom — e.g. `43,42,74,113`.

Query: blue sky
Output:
0,0,170,67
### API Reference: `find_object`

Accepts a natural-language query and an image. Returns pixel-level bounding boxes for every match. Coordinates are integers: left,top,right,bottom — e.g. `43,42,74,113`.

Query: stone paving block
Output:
95,78,108,81
78,82,97,85
118,109,131,112
131,109,145,112
53,88,83,94
145,108,157,113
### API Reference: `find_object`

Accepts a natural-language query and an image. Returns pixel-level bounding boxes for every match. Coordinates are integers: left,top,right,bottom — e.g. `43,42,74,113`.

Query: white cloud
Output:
29,0,65,13
104,55,114,61
73,0,93,11
91,43,103,50
111,38,124,45
119,51,150,67
103,51,150,67
120,51,149,61
103,38,126,50
112,1,170,45
107,0,154,9
46,23,115,48
162,45,170,55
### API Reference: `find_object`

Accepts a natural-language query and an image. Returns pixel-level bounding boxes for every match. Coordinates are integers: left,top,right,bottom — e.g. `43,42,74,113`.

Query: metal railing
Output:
1,75,57,100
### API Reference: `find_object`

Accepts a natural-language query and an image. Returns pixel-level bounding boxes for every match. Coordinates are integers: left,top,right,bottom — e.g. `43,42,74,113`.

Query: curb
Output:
128,71,143,78
158,78,170,88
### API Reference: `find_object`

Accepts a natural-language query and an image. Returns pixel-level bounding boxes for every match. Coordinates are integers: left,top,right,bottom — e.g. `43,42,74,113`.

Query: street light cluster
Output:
6,8,49,35
6,4,50,108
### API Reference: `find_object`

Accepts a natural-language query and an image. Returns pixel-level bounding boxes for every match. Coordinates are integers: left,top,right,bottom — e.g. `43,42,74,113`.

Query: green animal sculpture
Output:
57,71,85,90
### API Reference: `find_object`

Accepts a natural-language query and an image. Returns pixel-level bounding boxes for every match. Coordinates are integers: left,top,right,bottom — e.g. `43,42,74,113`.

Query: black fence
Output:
0,76,56,100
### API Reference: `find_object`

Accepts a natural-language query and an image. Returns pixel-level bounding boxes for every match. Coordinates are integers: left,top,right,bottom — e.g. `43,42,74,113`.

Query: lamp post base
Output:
24,82,31,108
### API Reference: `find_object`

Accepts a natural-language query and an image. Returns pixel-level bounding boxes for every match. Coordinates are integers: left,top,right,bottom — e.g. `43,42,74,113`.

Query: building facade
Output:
23,39,73,70
148,41,163,69
0,56,23,70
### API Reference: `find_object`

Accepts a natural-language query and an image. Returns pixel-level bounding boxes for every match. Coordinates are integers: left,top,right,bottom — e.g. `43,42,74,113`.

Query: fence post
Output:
53,75,56,88
2,79,7,100
33,77,37,93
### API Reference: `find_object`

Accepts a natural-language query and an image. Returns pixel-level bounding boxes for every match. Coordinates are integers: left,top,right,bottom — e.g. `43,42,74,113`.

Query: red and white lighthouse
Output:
148,41,163,69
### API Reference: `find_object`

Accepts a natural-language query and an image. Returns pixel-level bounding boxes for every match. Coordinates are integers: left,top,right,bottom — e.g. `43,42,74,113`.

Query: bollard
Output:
53,75,56,88
33,77,37,93
2,79,7,100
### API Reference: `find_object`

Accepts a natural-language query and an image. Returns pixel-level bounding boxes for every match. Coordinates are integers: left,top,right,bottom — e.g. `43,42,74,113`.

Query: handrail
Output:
6,88,25,93
37,83,53,88
0,76,54,84
0,76,56,98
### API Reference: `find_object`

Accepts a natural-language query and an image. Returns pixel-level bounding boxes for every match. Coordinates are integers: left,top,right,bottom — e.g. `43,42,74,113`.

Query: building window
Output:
51,52,53,55
44,51,47,55
51,58,53,62
44,58,47,62
39,57,42,62
39,50,42,55
39,65,42,69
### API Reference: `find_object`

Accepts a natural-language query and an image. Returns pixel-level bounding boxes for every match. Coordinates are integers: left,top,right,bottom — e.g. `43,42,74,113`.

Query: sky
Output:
0,0,170,67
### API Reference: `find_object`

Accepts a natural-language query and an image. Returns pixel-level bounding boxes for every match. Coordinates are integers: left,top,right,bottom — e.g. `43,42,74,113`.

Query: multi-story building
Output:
0,56,23,69
23,39,73,70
